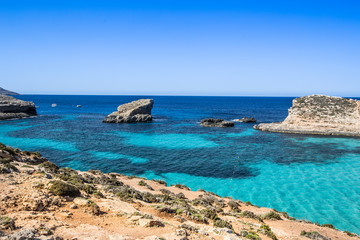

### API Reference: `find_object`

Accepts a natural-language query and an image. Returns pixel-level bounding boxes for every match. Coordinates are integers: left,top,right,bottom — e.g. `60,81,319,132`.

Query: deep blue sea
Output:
1,95,359,234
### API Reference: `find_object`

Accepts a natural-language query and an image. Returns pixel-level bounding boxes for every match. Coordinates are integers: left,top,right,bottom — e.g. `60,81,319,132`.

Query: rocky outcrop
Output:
0,95,37,120
103,99,154,123
200,118,234,127
0,87,19,95
234,117,257,123
254,95,360,137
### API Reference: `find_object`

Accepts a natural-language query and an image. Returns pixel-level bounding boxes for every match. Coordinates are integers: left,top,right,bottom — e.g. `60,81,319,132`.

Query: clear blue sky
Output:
1,0,359,96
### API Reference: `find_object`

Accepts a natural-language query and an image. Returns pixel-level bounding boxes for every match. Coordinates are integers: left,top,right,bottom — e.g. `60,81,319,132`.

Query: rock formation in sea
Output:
254,94,360,136
200,118,234,127
0,142,355,239
234,117,257,123
0,95,37,120
103,99,154,123
0,87,19,96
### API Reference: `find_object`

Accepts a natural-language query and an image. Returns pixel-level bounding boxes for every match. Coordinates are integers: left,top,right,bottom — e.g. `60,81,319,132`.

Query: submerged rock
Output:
254,94,360,136
0,95,37,120
103,99,154,123
233,117,256,123
200,118,234,128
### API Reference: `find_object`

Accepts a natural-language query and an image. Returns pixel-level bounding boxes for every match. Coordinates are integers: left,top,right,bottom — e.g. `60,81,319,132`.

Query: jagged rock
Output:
0,95,37,120
200,119,234,128
254,94,360,136
103,99,154,123
0,87,19,96
234,117,256,123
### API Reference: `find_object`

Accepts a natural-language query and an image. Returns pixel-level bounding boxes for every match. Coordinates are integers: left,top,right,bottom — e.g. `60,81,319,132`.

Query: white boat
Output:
51,103,57,107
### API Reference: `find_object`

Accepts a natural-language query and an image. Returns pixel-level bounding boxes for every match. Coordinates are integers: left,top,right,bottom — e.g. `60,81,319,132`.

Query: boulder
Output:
103,99,154,123
254,94,360,136
200,118,234,128
234,117,257,123
0,95,37,120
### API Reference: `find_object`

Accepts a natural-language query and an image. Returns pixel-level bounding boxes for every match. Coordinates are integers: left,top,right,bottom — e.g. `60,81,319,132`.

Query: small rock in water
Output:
233,117,257,123
200,118,234,128
103,99,154,123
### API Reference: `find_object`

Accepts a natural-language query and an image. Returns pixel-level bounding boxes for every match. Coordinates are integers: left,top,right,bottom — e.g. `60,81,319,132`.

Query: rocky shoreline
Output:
0,95,37,121
254,95,360,137
0,143,358,240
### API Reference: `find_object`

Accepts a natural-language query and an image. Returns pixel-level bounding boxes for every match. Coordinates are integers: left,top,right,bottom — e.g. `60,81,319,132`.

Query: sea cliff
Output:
0,95,37,121
0,143,357,240
254,95,360,137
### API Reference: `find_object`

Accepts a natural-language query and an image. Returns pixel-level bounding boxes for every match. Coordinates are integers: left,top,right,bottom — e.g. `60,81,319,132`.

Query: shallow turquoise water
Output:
0,95,359,234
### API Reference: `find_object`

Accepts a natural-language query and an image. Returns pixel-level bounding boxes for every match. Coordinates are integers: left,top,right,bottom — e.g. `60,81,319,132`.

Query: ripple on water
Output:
89,150,148,164
114,131,218,149
139,154,360,234
0,124,78,152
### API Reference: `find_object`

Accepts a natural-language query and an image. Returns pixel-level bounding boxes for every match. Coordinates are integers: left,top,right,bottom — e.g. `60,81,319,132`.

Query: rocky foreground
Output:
0,95,37,121
254,95,360,137
103,99,154,123
0,144,358,240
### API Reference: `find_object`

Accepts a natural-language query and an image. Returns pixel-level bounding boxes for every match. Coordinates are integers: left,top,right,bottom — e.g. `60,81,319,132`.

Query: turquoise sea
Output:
1,95,359,234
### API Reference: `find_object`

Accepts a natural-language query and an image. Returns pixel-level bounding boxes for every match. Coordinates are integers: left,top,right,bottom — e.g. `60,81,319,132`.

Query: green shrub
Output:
0,216,15,230
4,163,18,172
245,231,261,240
138,180,146,186
4,146,15,155
262,211,282,220
344,231,357,237
201,209,218,220
260,224,278,240
49,180,80,197
88,200,100,215
213,219,233,229
321,223,335,229
227,200,239,210
0,158,13,164
152,179,167,185
40,161,59,173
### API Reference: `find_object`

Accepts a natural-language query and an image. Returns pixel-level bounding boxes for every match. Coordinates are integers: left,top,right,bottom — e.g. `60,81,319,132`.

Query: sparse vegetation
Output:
262,211,282,220
0,216,15,230
49,180,80,197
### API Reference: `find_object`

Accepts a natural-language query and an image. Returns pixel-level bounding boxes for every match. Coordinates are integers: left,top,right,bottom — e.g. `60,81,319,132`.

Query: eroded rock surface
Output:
0,95,37,120
254,95,360,136
200,118,234,128
103,99,154,123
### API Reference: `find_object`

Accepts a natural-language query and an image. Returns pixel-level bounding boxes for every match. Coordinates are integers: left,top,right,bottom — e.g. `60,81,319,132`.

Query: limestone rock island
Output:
103,99,154,123
254,94,360,137
0,95,37,120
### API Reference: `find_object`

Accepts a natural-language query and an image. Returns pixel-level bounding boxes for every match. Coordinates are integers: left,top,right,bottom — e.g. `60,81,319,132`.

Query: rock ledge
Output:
254,94,360,137
0,95,37,120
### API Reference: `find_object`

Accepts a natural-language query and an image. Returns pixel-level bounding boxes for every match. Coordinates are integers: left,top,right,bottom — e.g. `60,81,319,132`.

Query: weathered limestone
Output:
103,99,154,123
200,118,234,128
254,94,360,137
0,95,37,120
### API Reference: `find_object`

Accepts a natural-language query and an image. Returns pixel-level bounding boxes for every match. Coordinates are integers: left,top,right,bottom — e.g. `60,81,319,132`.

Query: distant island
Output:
0,87,19,95
254,95,360,137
